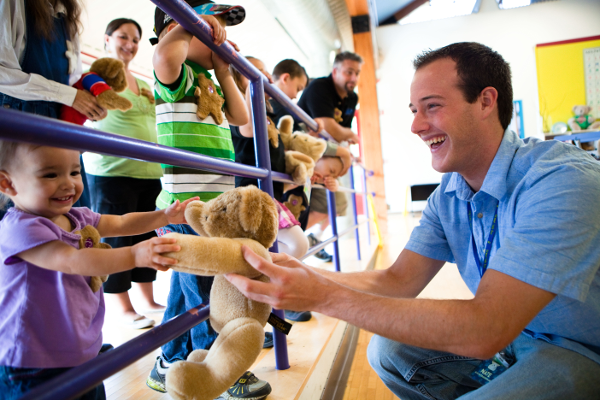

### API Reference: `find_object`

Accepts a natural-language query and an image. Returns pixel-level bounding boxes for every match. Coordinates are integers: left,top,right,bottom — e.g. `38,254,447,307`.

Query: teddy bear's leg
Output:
165,317,264,400
187,349,208,363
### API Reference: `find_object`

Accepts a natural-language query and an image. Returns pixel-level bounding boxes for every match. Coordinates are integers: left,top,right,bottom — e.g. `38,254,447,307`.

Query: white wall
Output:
79,0,333,80
375,0,600,213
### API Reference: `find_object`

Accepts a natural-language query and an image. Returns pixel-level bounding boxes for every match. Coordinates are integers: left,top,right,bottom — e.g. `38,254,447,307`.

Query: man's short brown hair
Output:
413,42,513,130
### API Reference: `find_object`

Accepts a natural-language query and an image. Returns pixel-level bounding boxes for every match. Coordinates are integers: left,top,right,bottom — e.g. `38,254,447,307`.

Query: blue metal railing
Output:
0,0,376,398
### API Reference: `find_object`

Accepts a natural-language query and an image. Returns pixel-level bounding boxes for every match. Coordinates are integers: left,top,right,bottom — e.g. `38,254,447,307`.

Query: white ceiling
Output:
80,0,350,81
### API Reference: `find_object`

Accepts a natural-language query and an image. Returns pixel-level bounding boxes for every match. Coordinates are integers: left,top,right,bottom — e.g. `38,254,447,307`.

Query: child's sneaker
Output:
217,371,272,399
147,357,271,400
146,356,168,393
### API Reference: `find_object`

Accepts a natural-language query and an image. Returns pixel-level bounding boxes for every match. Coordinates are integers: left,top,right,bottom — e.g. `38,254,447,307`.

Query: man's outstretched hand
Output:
225,246,335,312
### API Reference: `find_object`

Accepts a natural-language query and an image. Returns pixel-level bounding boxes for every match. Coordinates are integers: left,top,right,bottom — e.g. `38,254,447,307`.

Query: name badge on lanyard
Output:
467,202,499,278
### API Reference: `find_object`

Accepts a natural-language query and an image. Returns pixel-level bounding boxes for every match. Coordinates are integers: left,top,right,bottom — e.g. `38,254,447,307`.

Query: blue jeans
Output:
367,333,600,400
0,366,105,400
158,223,218,363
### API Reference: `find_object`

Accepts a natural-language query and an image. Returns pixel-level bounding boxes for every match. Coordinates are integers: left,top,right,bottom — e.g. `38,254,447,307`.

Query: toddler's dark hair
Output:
0,141,24,209
272,59,307,81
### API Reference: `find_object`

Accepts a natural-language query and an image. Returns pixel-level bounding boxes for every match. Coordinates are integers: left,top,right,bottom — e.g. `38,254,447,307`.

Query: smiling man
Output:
226,42,600,399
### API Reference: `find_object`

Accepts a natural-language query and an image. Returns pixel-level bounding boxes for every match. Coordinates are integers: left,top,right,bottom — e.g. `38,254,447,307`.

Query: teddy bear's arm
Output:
164,233,271,278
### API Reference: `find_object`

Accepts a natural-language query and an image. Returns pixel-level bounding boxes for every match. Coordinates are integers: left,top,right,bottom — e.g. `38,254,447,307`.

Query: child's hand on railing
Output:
164,197,200,225
131,237,181,271
201,15,226,45
323,177,339,192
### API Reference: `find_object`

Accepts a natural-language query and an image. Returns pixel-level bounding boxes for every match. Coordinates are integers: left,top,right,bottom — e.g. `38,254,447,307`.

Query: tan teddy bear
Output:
277,115,327,184
161,186,279,400
74,225,110,292
194,74,225,125
60,57,133,125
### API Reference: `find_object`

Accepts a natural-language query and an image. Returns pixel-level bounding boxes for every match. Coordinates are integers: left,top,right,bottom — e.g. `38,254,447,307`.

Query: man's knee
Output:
367,334,403,375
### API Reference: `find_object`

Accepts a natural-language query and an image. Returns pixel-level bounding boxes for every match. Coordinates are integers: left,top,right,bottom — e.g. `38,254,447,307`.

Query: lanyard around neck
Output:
467,202,499,278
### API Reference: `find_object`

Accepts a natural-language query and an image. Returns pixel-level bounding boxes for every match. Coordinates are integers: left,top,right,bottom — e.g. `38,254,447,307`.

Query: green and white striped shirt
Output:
154,60,235,209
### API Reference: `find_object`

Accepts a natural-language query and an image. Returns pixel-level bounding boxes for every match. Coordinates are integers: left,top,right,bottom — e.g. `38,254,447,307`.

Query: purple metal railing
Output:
0,0,376,397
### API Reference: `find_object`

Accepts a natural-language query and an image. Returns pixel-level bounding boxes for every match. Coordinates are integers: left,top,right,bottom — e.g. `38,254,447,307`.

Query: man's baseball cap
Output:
150,0,245,45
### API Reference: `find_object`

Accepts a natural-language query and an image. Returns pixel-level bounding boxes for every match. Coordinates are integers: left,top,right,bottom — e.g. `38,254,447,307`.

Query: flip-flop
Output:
138,307,166,315
121,315,155,329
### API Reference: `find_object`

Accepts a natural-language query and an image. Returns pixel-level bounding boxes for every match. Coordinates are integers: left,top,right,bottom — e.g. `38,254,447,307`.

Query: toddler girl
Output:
0,141,194,400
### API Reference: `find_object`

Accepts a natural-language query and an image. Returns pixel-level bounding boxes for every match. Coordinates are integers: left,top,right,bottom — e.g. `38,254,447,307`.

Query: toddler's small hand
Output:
323,177,339,192
202,15,226,45
132,237,181,271
165,197,200,224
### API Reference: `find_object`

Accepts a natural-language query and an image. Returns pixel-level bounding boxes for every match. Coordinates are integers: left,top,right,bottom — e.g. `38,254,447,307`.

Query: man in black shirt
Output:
295,52,363,261
296,52,361,144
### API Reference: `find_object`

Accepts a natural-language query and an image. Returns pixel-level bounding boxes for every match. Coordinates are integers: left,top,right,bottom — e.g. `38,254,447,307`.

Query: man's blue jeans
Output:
367,332,600,400
157,223,218,363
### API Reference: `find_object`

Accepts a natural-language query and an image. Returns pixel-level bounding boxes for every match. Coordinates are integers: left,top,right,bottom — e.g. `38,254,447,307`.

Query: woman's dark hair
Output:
105,18,143,38
413,42,513,130
28,0,83,40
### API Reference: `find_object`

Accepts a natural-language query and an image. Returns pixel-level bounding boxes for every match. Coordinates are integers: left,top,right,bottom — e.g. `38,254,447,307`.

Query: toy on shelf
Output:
568,105,600,132
567,105,600,151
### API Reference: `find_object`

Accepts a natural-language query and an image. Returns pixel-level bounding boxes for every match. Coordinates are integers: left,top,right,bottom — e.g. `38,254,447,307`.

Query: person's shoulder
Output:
516,137,600,174
309,76,332,88
0,208,62,245
302,76,332,94
68,207,101,229
514,138,600,193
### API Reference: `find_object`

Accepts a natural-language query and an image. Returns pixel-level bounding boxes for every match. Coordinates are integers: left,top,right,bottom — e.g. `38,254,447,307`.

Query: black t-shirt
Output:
268,98,291,127
296,74,358,130
231,118,286,201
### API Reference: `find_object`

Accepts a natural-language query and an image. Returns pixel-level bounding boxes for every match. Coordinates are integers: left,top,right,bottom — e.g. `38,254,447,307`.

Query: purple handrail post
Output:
326,190,341,272
249,79,290,370
363,168,371,246
349,166,361,260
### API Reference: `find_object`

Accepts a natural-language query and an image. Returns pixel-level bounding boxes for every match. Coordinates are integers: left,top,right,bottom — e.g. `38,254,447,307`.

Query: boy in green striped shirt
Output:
146,2,272,399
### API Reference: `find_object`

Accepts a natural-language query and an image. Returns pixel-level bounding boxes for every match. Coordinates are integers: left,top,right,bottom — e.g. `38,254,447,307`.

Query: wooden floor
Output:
341,212,474,400
101,213,473,399
102,216,379,399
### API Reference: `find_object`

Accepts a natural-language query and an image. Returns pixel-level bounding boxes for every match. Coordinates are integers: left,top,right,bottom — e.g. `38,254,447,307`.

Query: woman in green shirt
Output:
83,18,164,329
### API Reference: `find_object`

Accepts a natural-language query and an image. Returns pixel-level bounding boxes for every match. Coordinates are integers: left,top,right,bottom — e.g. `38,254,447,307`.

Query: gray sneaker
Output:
146,356,168,393
307,233,333,262
217,371,272,399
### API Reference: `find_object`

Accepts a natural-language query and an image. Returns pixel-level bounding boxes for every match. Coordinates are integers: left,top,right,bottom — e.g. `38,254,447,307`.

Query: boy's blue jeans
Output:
157,223,218,363
367,332,600,400
0,366,105,400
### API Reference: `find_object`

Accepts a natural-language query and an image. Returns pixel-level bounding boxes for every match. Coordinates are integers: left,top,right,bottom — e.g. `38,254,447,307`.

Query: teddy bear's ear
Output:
239,187,279,247
277,115,294,134
185,200,208,236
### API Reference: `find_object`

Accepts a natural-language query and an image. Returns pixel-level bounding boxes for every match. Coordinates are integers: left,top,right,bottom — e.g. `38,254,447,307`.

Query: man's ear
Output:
280,73,291,83
0,171,16,196
479,86,499,120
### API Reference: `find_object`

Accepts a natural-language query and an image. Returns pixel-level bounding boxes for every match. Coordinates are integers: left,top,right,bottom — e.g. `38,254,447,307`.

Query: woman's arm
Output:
0,0,82,106
213,52,248,126
237,86,254,137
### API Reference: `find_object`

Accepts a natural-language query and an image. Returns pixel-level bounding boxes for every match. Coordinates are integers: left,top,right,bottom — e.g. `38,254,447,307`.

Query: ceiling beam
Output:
380,0,429,25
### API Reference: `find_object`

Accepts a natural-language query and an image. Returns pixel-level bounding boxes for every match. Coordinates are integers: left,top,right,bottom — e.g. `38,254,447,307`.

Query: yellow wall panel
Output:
535,36,600,132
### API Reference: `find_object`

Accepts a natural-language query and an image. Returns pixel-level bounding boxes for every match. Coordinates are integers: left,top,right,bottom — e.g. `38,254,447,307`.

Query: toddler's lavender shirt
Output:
0,207,104,368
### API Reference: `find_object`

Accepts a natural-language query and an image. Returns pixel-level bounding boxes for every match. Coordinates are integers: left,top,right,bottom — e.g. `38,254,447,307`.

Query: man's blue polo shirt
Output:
406,128,600,365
